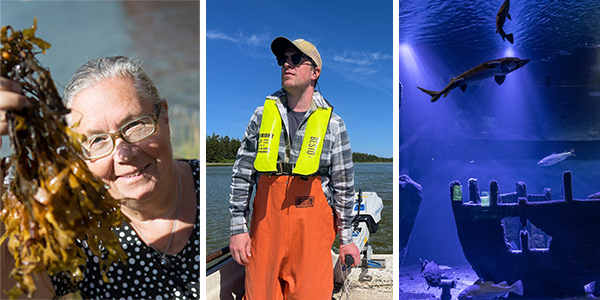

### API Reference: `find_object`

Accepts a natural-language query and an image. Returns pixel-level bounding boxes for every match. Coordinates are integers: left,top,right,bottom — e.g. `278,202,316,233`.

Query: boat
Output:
450,171,600,298
206,254,245,299
206,191,393,299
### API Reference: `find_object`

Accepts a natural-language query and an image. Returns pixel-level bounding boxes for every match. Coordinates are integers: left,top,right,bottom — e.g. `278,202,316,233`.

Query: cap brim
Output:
271,37,296,57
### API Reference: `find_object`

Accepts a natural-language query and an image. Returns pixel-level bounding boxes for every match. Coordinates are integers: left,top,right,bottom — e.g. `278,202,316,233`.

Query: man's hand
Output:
229,233,252,265
339,243,360,267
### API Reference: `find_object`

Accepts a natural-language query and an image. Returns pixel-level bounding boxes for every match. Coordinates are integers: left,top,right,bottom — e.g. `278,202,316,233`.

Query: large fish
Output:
537,149,575,166
417,57,530,102
496,0,514,44
458,279,524,300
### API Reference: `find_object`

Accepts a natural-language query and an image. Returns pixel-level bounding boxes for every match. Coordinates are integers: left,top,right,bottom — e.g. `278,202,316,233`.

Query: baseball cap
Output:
271,37,322,70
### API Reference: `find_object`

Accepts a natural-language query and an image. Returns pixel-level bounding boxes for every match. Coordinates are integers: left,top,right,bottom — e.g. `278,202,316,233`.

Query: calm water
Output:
206,163,394,257
400,0,600,270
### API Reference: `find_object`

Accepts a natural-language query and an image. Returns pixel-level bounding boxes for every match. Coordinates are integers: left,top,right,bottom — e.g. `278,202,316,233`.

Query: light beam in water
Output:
400,43,419,75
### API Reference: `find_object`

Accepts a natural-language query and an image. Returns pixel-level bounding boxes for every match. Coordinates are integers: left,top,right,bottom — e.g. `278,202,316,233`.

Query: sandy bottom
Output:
399,264,598,300
399,263,480,300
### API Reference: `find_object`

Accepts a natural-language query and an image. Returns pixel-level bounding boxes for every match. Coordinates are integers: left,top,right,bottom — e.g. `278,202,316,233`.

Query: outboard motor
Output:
348,189,383,265
333,189,384,297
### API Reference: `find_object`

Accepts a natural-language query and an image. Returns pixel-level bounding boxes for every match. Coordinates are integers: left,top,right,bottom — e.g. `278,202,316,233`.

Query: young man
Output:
229,36,360,299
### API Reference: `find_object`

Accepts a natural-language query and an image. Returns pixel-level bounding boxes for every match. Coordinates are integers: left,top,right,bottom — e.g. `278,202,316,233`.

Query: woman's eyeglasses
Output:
276,53,311,66
80,102,163,160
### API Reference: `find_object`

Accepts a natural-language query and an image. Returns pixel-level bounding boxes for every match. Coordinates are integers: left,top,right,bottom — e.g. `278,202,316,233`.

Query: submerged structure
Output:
399,175,423,268
450,171,600,298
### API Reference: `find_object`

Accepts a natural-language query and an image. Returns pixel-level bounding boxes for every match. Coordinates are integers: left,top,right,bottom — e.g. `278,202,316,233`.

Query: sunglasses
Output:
276,53,311,66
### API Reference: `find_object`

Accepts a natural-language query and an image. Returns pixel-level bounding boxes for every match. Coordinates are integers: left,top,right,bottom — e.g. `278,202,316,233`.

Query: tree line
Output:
206,133,242,163
206,133,391,163
352,152,392,163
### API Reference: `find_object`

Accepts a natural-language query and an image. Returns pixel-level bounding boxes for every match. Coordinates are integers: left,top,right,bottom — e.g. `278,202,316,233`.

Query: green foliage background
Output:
206,133,242,163
352,152,392,163
206,133,391,163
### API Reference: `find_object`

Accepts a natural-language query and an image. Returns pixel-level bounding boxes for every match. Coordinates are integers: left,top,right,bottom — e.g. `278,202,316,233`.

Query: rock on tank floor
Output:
399,264,599,300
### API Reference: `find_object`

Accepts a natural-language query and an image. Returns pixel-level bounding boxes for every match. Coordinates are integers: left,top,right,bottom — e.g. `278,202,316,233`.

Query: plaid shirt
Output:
229,89,356,245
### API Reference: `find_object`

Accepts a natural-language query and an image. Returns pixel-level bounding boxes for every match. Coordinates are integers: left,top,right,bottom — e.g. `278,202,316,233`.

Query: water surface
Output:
206,163,394,259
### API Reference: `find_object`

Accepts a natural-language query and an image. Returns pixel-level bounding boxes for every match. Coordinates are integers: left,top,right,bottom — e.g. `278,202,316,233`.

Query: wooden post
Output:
490,180,499,207
563,171,573,203
468,178,480,204
450,181,462,202
520,230,530,253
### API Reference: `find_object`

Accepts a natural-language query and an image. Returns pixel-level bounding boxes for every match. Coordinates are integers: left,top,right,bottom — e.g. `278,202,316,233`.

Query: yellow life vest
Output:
254,98,332,176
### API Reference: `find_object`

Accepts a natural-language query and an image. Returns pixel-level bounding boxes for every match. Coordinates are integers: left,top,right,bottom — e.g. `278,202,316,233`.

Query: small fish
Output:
496,0,514,44
537,149,574,166
420,259,442,287
458,279,524,300
417,57,530,102
588,191,600,199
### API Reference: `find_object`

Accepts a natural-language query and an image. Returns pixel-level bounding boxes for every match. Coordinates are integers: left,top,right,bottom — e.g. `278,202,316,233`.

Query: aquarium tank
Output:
399,0,600,298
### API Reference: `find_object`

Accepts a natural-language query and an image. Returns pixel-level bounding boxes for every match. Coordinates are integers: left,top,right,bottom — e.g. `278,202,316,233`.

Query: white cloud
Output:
332,51,392,66
328,50,392,95
206,30,269,47
206,31,237,42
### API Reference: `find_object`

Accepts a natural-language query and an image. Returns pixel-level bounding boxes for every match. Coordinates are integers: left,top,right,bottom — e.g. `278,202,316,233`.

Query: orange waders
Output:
243,175,336,300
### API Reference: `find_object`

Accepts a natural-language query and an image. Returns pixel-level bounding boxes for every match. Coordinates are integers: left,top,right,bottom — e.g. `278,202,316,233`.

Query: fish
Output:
417,57,530,102
420,259,442,287
458,279,524,300
589,191,600,199
537,149,575,166
496,0,514,44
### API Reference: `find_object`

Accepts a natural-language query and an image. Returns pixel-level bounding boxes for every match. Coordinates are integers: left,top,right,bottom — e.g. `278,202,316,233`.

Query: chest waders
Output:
244,99,336,299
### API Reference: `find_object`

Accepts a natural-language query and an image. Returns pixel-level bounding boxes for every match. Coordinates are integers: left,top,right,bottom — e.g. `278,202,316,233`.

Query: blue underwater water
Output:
399,0,600,272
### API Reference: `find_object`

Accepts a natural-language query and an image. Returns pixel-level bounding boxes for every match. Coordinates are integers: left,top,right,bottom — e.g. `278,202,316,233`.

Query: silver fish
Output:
496,0,514,44
458,279,524,300
537,149,574,166
417,57,530,102
589,191,600,199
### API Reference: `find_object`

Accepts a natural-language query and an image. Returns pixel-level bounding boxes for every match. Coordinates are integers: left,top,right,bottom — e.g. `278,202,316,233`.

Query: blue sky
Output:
206,1,394,158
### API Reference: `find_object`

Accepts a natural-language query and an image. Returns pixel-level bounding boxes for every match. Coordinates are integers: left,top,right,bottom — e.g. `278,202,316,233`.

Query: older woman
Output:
0,56,199,299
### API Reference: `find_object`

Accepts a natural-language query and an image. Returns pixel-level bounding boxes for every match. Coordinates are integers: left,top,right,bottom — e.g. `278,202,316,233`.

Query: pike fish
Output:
458,279,524,300
417,57,530,102
537,149,574,166
496,0,514,44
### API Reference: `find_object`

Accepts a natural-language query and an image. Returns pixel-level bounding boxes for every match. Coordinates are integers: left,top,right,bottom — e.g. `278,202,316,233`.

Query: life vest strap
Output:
257,162,329,177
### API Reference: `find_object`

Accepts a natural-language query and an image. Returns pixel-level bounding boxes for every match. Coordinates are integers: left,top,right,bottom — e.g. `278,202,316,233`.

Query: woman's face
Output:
70,76,172,202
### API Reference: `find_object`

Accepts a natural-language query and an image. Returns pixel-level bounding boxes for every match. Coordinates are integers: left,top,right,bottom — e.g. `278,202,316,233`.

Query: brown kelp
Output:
1,18,126,299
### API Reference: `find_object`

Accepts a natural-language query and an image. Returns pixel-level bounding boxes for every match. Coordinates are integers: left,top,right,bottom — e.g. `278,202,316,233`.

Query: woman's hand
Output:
0,77,30,146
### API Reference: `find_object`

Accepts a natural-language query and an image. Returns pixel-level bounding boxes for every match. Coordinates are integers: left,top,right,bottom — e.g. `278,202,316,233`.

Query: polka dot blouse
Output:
52,160,200,300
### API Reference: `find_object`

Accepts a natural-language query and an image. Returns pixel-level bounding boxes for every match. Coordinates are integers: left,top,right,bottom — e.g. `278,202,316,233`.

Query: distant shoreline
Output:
207,162,234,166
206,161,392,167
